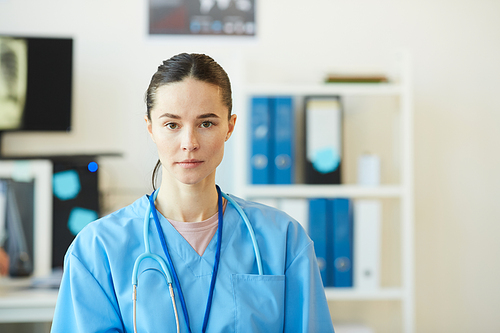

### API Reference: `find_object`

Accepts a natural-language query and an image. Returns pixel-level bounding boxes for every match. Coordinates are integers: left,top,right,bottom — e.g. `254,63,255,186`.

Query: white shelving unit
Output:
232,54,414,333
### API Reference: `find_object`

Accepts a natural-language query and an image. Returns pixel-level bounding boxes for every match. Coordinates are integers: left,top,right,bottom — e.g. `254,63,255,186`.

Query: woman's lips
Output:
177,159,204,169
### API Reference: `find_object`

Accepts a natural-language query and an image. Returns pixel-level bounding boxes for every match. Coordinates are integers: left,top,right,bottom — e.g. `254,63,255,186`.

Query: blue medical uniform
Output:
51,194,334,332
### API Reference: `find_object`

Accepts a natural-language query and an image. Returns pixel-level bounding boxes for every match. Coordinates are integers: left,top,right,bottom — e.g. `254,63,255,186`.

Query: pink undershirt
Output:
167,199,227,256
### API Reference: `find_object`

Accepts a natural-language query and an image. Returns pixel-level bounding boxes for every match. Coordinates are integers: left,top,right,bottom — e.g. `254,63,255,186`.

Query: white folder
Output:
354,200,381,290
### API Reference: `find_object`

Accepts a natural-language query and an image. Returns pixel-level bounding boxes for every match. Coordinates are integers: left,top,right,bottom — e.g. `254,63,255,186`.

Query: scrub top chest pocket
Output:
231,274,286,333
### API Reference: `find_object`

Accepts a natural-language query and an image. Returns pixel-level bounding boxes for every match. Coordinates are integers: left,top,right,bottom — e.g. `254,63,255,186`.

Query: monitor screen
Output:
0,159,53,277
0,178,35,277
0,35,73,132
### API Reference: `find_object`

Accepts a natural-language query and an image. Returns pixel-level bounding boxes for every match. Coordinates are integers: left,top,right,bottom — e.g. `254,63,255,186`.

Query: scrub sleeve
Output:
51,250,125,332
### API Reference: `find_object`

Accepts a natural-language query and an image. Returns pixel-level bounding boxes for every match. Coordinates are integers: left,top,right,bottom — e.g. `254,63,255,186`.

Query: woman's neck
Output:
154,178,219,223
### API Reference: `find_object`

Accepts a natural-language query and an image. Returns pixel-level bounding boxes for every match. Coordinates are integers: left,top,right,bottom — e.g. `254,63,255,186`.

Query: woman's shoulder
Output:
89,195,147,229
226,195,290,221
226,194,310,240
225,194,314,268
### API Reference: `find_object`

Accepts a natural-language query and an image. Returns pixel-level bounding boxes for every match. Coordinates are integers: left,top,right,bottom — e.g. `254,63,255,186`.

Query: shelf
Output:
244,82,403,96
325,287,404,300
0,278,58,323
237,53,414,332
241,184,403,199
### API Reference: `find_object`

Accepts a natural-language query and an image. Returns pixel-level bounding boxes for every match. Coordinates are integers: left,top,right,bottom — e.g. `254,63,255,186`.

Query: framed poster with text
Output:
149,0,255,36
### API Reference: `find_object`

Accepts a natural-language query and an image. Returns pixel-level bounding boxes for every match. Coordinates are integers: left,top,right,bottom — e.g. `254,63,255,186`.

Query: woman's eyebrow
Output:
158,112,181,119
158,113,220,119
197,113,220,119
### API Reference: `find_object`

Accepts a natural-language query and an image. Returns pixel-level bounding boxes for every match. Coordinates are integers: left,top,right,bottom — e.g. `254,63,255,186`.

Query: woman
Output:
51,53,334,332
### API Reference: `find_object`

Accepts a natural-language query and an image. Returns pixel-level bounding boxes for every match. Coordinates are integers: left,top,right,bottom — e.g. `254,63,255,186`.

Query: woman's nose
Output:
181,128,200,151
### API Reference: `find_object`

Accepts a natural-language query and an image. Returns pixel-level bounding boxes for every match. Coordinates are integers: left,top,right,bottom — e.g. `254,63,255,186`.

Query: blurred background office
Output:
1,0,500,332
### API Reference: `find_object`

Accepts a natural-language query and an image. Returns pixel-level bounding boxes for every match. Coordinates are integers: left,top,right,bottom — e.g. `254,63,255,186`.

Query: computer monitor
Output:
0,35,73,155
0,160,52,277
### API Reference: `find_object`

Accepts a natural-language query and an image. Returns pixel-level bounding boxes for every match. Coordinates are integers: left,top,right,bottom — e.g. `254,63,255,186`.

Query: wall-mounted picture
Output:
149,0,255,36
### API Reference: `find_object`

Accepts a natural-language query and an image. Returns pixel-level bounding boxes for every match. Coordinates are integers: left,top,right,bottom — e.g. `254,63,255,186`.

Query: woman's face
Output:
146,77,236,187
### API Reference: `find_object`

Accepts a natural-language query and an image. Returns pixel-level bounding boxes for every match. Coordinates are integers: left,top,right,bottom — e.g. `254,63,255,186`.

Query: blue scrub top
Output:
51,194,334,332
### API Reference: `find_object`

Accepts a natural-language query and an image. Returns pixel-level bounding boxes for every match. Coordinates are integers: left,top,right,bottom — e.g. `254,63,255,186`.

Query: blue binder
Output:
272,96,294,184
330,198,353,287
309,198,329,286
250,97,272,184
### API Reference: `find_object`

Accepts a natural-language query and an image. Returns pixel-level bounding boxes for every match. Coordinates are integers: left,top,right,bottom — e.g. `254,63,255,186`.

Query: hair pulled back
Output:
145,53,233,189
146,53,232,120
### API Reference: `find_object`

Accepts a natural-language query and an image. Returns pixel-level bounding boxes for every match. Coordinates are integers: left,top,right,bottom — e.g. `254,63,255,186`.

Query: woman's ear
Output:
145,115,155,142
225,114,237,141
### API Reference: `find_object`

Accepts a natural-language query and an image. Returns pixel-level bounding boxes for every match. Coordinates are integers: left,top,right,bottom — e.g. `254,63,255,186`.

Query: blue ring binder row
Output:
309,198,353,288
249,95,343,185
250,96,294,185
307,197,382,289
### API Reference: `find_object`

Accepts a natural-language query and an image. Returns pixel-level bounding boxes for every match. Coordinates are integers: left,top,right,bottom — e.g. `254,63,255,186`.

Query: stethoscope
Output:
132,185,263,333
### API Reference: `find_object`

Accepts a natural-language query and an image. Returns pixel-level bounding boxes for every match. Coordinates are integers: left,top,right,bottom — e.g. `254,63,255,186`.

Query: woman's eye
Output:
165,123,179,130
200,121,213,128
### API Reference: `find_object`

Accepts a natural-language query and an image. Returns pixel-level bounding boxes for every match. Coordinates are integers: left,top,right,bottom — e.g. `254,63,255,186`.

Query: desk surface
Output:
0,278,58,323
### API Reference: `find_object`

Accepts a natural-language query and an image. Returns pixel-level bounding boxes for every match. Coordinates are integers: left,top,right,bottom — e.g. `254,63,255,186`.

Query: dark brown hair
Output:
145,53,233,189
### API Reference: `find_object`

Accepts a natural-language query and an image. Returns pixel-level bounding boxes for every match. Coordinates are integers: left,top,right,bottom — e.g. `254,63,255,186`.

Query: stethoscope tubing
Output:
132,188,178,333
221,192,263,275
132,186,263,333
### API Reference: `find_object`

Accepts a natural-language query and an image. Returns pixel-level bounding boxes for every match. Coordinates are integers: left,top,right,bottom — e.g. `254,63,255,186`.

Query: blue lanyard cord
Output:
202,185,223,333
148,185,223,333
148,194,191,333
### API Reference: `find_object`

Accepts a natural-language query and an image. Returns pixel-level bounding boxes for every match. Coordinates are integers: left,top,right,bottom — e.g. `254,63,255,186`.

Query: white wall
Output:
1,0,500,332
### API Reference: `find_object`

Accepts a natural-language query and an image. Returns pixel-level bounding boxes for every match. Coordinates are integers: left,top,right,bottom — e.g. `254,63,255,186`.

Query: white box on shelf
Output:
357,154,380,186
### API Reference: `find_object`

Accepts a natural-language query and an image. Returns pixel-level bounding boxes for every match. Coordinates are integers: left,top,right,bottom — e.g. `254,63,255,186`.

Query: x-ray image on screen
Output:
0,37,28,131
149,0,255,35
0,35,73,135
